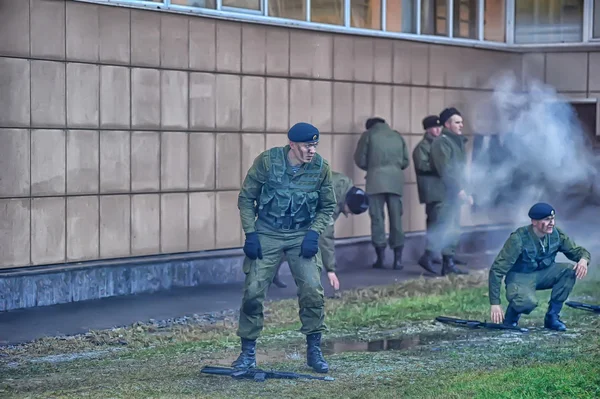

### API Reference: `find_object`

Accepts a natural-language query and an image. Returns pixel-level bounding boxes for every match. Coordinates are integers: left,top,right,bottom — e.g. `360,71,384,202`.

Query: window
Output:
594,0,600,38
453,0,478,39
171,0,215,7
311,0,344,25
351,0,382,30
386,0,417,33
223,0,260,10
514,0,584,44
484,0,505,42
269,0,307,21
421,0,448,36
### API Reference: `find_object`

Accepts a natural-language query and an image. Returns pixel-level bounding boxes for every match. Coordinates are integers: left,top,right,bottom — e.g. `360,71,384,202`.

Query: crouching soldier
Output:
489,202,590,331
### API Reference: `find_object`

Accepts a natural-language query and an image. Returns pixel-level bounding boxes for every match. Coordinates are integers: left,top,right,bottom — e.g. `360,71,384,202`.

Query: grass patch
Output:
1,270,600,398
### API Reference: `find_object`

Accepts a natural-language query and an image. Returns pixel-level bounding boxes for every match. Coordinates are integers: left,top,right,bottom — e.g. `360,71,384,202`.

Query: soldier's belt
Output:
259,214,312,231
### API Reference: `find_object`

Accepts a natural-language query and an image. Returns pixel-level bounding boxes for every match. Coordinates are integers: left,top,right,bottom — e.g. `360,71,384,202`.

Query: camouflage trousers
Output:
431,199,462,257
505,262,577,314
368,193,404,249
424,201,442,252
237,221,327,340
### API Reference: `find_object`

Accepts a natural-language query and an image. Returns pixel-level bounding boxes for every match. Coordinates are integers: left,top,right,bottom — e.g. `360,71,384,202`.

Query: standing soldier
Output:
430,107,472,275
232,122,336,374
354,117,410,270
489,203,590,331
271,171,370,289
412,115,444,274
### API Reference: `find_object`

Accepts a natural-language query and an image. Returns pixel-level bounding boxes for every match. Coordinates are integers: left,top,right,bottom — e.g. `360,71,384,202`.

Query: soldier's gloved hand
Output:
243,232,263,260
300,230,320,258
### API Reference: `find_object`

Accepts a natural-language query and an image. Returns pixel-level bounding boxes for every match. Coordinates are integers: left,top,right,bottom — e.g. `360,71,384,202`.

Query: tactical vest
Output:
257,147,323,230
512,227,561,273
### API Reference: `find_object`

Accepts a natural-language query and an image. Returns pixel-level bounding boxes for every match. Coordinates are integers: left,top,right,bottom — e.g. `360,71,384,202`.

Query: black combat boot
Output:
544,301,567,331
306,333,329,373
372,247,386,269
393,246,404,270
441,255,468,276
503,305,521,327
272,272,287,288
231,338,257,369
418,250,438,274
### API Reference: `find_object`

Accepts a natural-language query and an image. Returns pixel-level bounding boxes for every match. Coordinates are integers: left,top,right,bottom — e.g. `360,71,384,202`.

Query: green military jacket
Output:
237,145,336,235
430,128,469,198
353,122,410,196
319,171,354,272
488,225,591,305
412,133,445,204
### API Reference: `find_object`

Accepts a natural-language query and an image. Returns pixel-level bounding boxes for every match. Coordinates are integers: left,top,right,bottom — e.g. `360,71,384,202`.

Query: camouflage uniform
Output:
489,225,590,330
354,121,409,269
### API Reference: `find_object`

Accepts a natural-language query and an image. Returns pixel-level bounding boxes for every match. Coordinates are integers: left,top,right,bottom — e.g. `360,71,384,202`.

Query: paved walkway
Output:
0,253,493,345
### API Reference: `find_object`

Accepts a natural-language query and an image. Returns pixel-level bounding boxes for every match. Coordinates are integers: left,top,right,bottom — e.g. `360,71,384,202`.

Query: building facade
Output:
0,0,599,309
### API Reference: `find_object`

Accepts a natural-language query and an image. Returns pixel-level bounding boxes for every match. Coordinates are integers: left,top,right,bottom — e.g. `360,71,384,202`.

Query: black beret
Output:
288,122,319,143
528,202,555,220
439,107,461,125
422,115,442,130
365,117,386,130
345,187,369,215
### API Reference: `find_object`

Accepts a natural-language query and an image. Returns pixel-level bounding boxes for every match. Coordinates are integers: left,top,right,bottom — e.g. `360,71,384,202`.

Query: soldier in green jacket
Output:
412,115,444,274
489,202,590,331
233,122,337,373
430,107,472,275
271,171,370,289
354,117,410,270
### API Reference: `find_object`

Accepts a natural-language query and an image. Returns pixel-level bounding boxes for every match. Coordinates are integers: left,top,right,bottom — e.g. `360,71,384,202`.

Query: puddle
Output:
322,335,422,354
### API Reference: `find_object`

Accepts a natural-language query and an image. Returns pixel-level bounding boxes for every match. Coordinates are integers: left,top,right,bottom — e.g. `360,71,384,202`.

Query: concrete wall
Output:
0,0,527,270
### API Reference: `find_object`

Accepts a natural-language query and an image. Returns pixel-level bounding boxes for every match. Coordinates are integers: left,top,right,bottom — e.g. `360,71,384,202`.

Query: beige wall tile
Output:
0,199,30,267
266,78,289,132
160,193,188,253
190,73,216,129
0,57,30,126
410,43,430,86
216,74,241,130
216,133,241,189
373,85,393,124
266,133,288,149
241,133,266,175
100,131,130,193
353,84,373,132
290,31,333,79
410,88,428,134
31,130,66,196
353,205,371,237
31,197,66,264
31,61,66,127
392,41,411,84
392,86,411,134
333,36,354,80
190,18,217,71
31,0,65,59
332,134,363,184
132,68,160,129
405,135,419,184
312,81,333,132
161,132,189,191
161,70,189,130
242,77,266,131
215,191,242,248
0,0,29,56
289,79,312,125
99,6,130,64
189,132,216,190
100,195,130,258
373,39,393,83
216,22,242,73
131,194,160,255
333,82,353,133
353,37,374,82
66,2,99,62
317,134,333,166
131,10,160,66
161,14,189,69
428,88,445,117
428,44,448,87
522,52,545,85
66,196,99,261
546,52,588,92
0,129,30,197
132,131,160,192
189,192,216,251
67,130,99,194
588,53,600,92
100,66,130,129
266,27,290,76
242,25,266,74
67,63,100,128
334,212,354,238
